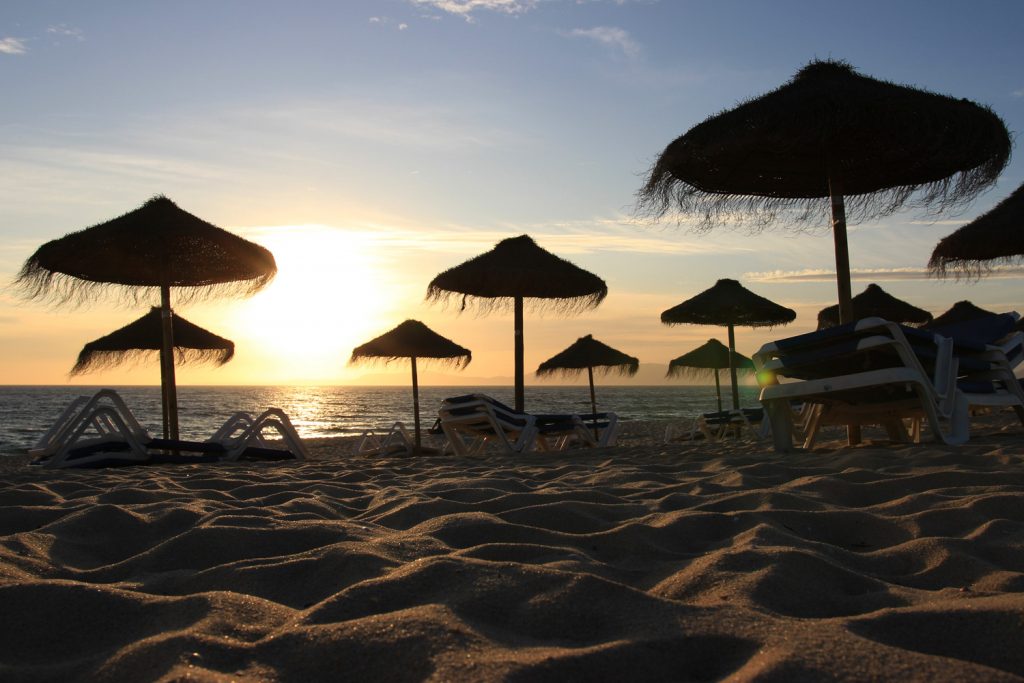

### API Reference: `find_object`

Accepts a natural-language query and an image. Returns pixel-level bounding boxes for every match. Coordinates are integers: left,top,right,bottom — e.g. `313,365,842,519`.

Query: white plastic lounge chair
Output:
664,407,767,444
580,411,620,447
919,313,1024,429
438,394,539,456
754,318,969,451
30,389,308,468
356,421,414,456
533,411,620,450
438,394,620,455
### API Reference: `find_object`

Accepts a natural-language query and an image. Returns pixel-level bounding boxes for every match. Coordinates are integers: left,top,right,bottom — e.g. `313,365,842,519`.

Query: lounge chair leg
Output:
764,400,795,452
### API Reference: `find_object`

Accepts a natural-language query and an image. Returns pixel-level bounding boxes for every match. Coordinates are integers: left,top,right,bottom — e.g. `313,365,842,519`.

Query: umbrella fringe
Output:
15,263,274,309
70,347,234,376
666,364,754,379
536,362,638,379
637,172,995,234
425,287,606,316
347,353,471,370
928,255,1022,281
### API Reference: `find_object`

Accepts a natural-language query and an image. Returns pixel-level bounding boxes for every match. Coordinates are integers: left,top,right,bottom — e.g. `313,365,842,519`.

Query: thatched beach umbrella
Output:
349,319,471,451
929,182,1024,279
924,300,997,330
639,59,1010,325
427,235,607,412
15,195,276,440
536,334,638,417
817,283,932,329
662,279,795,410
667,338,755,414
71,307,234,376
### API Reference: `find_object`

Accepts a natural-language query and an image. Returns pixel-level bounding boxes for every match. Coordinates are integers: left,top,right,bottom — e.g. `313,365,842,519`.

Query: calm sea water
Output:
0,384,761,456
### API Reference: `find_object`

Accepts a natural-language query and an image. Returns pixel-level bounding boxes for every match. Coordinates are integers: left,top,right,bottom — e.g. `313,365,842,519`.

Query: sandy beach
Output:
2,415,1024,682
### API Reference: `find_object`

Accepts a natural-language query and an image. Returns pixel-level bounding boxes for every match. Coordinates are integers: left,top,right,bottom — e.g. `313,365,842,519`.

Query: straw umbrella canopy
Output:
349,319,471,451
71,307,234,376
536,334,638,417
638,59,1011,325
15,195,276,440
924,300,997,330
817,283,932,329
661,279,795,410
667,338,755,414
929,182,1024,279
427,234,607,412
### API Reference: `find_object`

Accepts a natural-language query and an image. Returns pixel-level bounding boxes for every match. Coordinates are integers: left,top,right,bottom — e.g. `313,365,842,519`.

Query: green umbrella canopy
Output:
929,182,1024,279
923,300,997,330
667,338,755,414
666,338,754,378
817,283,932,329
427,234,607,412
15,195,277,305
350,319,471,451
638,59,1010,325
661,279,796,328
71,307,234,376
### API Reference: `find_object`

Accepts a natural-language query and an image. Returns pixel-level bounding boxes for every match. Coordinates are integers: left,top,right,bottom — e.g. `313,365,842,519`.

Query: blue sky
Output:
2,0,1023,386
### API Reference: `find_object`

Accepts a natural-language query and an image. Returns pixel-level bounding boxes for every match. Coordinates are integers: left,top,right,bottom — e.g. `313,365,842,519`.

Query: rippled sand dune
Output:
2,417,1024,681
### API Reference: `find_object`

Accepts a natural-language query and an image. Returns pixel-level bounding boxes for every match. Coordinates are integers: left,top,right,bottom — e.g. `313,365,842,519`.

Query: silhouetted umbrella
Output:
71,307,234,376
662,279,795,410
427,235,607,412
639,59,1010,325
924,300,997,330
536,334,638,416
15,195,276,439
350,319,471,451
667,338,755,413
817,283,932,329
929,182,1024,279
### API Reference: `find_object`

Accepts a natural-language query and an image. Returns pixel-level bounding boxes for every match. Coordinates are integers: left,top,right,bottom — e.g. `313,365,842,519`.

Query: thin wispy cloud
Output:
409,0,538,20
565,26,639,57
250,218,755,260
0,38,27,55
1013,88,1024,98
744,266,1024,283
47,24,84,40
369,16,410,30
250,100,519,150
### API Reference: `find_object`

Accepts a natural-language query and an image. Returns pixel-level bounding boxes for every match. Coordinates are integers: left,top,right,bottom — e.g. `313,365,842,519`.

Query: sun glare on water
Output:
223,225,400,383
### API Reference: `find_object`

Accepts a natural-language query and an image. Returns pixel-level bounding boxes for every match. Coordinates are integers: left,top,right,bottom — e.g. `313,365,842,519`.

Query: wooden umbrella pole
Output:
587,366,597,416
514,295,525,412
829,174,854,325
411,356,421,450
829,174,861,443
714,369,722,413
727,323,740,410
159,284,179,441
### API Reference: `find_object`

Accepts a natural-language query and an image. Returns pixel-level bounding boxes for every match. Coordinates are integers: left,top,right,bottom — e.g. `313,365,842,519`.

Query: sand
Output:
2,415,1024,681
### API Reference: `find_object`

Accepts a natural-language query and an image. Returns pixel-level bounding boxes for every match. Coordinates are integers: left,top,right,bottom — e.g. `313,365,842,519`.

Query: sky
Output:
1,0,1023,387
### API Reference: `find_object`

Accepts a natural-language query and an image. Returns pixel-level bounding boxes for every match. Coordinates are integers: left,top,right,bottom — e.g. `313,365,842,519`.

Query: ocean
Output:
0,384,762,456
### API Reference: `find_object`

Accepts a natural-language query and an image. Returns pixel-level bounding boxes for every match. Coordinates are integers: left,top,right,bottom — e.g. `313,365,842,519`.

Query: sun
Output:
220,225,401,382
